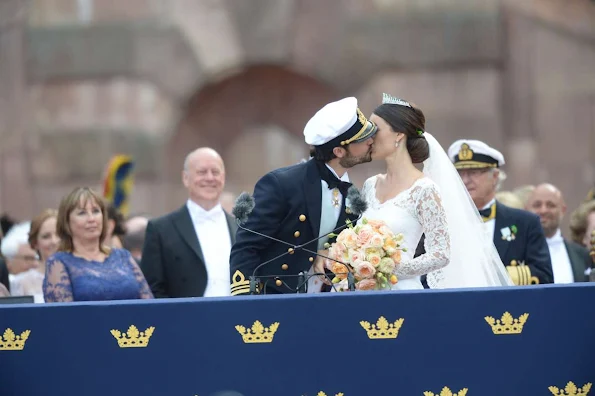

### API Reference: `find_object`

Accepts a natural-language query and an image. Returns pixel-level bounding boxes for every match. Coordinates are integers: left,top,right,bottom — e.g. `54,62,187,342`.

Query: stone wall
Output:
0,0,593,225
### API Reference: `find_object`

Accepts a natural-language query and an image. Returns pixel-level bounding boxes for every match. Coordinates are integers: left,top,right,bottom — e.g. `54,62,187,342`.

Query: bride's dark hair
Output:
373,102,429,163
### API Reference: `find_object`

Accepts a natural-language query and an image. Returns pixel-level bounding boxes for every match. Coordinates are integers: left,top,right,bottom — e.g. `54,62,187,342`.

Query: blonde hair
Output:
29,208,58,251
495,191,524,209
56,187,110,254
569,200,595,246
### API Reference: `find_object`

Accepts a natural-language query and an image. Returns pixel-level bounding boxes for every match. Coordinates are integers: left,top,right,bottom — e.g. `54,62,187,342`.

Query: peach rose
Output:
356,225,374,246
367,254,382,267
337,229,358,249
383,237,397,253
366,219,386,230
331,262,348,280
391,250,402,264
356,278,377,290
355,261,376,279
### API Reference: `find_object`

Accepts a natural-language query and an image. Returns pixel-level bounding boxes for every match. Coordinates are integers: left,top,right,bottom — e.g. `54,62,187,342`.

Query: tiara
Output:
382,93,412,108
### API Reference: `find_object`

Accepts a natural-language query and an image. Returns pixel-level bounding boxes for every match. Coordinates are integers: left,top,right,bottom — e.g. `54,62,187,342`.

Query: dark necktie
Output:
479,204,496,222
314,160,352,196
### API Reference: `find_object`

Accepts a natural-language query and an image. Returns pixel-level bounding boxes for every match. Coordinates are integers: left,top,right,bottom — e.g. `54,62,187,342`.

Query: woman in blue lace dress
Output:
43,187,153,302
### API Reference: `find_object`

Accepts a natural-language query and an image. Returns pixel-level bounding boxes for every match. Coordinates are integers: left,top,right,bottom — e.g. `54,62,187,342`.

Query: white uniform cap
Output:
304,97,377,147
447,139,505,169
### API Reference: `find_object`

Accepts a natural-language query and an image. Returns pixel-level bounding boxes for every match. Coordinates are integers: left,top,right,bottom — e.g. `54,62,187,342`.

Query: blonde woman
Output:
43,187,153,302
10,209,59,302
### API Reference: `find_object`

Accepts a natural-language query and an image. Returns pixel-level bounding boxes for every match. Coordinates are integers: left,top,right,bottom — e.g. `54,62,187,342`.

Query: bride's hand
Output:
313,250,331,285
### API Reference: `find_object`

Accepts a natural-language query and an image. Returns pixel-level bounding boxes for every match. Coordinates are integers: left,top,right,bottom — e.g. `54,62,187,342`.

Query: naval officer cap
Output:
447,139,505,169
304,97,377,149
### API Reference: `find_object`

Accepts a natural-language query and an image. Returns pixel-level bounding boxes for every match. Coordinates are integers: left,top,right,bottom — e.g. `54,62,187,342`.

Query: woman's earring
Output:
395,141,400,148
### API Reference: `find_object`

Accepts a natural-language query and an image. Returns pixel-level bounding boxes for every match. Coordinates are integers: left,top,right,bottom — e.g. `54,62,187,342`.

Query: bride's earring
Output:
395,140,400,148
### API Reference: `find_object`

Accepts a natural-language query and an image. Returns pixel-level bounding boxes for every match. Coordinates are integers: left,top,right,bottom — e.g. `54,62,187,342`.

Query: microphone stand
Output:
237,215,362,294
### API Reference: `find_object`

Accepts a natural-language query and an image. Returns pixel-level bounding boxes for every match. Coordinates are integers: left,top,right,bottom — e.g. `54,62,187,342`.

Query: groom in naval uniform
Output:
229,97,377,296
447,139,553,285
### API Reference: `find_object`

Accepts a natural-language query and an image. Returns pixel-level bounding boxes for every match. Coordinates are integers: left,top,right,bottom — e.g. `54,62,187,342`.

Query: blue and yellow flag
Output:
102,155,135,217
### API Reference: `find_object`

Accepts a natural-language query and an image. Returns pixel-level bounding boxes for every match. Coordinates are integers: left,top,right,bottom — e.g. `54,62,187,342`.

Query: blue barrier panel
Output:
1,284,594,396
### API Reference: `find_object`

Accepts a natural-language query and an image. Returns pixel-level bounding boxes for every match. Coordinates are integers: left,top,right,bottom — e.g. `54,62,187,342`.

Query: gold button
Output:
510,260,517,266
294,231,300,238
299,214,306,222
281,264,289,270
309,257,314,262
275,279,282,287
288,248,295,254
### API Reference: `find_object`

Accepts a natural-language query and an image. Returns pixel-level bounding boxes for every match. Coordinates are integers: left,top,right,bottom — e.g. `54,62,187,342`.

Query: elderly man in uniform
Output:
447,139,553,285
229,97,376,295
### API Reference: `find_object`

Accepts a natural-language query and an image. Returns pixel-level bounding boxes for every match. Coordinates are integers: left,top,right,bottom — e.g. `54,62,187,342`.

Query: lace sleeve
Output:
125,251,154,299
42,256,74,302
394,182,450,277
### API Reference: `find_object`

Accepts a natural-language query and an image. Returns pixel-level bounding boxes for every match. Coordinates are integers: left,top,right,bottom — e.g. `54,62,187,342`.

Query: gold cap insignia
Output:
235,320,279,344
549,382,592,396
110,325,155,348
317,392,344,396
0,328,31,351
458,143,473,161
360,316,404,339
484,312,528,334
424,387,468,396
231,270,254,296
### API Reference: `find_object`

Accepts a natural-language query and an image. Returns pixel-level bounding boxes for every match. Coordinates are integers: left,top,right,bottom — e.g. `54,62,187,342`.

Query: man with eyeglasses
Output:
446,139,553,285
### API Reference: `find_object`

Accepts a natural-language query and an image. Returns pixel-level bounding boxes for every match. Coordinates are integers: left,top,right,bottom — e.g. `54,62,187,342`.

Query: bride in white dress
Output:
360,94,512,289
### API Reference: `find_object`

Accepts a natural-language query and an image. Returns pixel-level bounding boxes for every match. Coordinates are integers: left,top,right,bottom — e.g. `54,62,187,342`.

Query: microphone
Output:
231,186,368,294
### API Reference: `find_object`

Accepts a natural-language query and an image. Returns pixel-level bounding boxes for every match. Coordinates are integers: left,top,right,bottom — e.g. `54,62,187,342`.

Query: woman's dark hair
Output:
106,203,127,236
373,103,429,163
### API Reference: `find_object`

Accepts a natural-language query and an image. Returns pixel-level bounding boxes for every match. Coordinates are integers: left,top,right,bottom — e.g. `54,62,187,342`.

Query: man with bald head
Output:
526,183,591,283
140,147,237,298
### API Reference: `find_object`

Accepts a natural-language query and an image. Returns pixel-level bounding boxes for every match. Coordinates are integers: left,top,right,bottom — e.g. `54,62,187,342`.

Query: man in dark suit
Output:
525,183,591,282
229,97,377,296
140,148,237,298
447,139,553,285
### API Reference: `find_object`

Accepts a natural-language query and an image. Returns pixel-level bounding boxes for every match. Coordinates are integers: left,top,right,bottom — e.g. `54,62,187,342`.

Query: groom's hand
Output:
313,250,332,285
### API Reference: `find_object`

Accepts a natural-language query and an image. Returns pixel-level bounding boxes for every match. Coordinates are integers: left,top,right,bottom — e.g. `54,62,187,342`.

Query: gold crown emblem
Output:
424,387,468,396
235,320,279,343
231,270,254,296
0,328,31,351
458,143,473,161
360,316,404,339
484,312,529,334
549,382,592,396
110,325,155,348
317,392,344,396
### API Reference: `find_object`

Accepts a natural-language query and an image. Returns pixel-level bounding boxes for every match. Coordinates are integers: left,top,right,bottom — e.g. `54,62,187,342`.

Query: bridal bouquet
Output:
326,218,406,291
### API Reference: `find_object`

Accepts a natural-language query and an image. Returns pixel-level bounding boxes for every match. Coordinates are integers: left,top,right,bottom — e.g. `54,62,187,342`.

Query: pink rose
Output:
337,229,358,249
356,226,374,246
356,278,377,291
368,234,384,248
355,261,376,279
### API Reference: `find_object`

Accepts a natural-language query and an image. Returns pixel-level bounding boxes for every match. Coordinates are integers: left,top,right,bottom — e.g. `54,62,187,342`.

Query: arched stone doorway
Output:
166,65,338,202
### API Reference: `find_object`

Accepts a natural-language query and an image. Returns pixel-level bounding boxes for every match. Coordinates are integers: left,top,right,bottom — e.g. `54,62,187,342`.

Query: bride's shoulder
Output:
412,177,441,196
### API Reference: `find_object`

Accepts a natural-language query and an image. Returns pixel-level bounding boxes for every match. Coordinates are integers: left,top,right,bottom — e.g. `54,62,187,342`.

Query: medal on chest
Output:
331,188,340,208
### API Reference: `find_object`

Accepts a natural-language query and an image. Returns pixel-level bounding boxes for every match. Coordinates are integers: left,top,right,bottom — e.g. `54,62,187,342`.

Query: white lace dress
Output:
360,176,451,290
